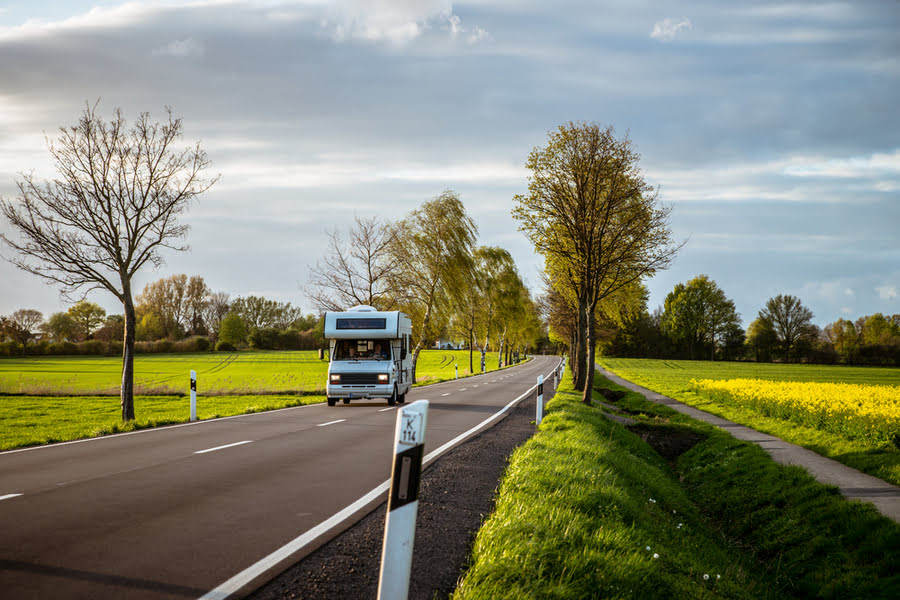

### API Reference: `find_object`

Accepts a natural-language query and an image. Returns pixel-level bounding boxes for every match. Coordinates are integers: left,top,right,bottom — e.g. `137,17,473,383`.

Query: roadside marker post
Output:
536,374,544,425
455,363,458,379
190,370,197,422
378,399,429,600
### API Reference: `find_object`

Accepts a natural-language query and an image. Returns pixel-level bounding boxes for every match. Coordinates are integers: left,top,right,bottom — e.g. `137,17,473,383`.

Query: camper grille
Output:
336,373,381,385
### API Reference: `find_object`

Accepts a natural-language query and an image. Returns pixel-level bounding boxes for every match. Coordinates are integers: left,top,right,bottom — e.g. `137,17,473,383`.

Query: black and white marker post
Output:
190,370,197,422
378,399,429,600
536,374,544,425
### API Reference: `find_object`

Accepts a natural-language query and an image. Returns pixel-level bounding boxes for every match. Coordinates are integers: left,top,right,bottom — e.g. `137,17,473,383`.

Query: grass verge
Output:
453,373,900,599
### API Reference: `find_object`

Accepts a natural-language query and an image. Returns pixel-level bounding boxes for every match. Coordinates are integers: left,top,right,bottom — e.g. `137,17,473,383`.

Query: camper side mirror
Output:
401,348,407,360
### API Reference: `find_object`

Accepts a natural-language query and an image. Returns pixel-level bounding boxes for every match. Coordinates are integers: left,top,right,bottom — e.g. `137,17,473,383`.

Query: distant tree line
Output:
569,273,900,366
0,275,326,356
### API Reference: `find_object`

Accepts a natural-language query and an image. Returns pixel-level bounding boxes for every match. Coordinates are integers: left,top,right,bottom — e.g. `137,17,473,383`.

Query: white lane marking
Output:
200,359,563,600
441,393,451,397
1,493,24,501
200,479,391,600
473,384,480,388
200,376,545,600
378,407,395,412
2,402,319,456
459,388,467,391
194,441,253,455
317,419,346,427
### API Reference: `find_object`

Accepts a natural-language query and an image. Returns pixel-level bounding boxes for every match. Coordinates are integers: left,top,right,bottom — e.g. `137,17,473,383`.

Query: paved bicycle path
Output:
597,366,900,524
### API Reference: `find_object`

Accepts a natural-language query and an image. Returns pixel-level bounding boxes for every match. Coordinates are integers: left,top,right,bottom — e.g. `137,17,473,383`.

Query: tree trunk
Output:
573,298,588,392
121,291,136,421
411,343,423,384
468,331,474,374
582,304,596,405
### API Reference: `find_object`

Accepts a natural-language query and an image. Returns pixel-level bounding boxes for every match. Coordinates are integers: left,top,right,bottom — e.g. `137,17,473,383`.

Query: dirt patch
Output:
595,387,627,402
249,394,538,600
627,424,706,463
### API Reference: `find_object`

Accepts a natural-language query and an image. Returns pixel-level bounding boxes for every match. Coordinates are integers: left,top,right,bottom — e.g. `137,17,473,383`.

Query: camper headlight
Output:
377,373,389,383
330,373,341,383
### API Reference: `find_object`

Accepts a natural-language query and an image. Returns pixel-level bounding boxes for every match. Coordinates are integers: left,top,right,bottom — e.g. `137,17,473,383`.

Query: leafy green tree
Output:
137,274,210,339
759,294,816,362
823,318,859,361
389,190,477,382
746,317,778,362
229,296,303,331
94,314,125,343
661,275,741,360
0,102,217,420
67,300,106,341
218,312,247,347
513,122,679,403
860,313,898,346
43,311,77,342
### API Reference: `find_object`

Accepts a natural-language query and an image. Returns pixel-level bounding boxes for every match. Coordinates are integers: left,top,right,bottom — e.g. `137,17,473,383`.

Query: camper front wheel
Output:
327,397,336,407
387,386,397,406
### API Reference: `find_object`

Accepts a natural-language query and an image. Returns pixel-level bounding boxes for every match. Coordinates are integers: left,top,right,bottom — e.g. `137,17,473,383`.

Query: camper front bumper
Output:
326,382,393,399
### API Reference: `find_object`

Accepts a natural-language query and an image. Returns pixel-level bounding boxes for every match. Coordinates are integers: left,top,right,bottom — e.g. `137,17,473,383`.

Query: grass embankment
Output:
600,358,900,487
0,349,506,451
454,373,900,599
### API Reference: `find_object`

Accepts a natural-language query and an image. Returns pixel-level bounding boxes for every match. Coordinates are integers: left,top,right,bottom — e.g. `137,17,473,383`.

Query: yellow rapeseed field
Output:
690,378,900,446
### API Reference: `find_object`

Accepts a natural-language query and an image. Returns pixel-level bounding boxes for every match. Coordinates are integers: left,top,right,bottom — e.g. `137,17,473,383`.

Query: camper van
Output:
323,305,413,406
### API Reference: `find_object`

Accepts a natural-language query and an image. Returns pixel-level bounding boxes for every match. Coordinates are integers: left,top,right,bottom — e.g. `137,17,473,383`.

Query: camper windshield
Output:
333,340,390,361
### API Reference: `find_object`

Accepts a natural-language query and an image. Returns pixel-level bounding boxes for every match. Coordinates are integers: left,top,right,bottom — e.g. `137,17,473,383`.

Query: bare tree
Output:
306,216,400,312
759,294,816,363
0,102,217,420
201,291,230,342
2,309,44,354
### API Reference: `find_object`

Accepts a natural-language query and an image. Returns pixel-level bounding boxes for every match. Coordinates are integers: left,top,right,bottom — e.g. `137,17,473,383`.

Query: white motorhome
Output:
323,305,413,406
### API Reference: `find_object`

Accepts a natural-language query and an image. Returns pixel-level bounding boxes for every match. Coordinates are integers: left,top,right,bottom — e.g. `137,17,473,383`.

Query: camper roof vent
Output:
348,305,377,312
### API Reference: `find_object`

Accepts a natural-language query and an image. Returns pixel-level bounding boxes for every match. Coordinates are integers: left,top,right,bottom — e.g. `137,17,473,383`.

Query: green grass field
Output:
454,372,900,599
600,358,900,487
0,349,507,450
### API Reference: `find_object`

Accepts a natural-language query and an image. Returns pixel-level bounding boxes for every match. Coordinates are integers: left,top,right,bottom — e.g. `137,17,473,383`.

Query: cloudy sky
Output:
1,0,898,329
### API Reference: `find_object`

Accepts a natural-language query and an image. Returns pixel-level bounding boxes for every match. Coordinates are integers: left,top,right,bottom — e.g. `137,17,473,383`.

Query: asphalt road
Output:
0,355,560,600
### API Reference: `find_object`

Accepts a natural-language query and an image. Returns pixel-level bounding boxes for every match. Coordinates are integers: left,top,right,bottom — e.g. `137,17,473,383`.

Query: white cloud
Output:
650,17,692,42
877,285,898,300
152,37,205,58
784,149,900,178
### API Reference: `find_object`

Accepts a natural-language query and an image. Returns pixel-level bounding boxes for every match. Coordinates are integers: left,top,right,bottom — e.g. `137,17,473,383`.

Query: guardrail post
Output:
190,370,197,422
536,374,544,425
378,399,429,600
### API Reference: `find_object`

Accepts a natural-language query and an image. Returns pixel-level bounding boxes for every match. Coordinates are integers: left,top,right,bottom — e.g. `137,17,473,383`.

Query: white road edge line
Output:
194,441,253,455
317,419,346,427
200,358,562,600
378,407,395,412
0,493,24,501
441,393,451,397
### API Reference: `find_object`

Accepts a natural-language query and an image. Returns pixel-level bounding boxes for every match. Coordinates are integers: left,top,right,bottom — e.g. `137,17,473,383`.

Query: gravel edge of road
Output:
249,392,540,600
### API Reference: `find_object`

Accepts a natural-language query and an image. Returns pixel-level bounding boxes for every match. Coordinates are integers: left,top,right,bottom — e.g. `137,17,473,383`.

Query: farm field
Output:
600,358,900,486
0,349,507,450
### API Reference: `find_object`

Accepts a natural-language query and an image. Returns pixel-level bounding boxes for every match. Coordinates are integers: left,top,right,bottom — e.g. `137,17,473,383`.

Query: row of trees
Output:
590,273,900,365
305,191,545,382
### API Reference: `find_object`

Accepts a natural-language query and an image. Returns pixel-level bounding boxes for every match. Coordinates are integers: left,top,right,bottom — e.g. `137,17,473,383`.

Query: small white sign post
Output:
190,370,197,422
536,374,544,425
455,363,458,380
378,399,429,600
